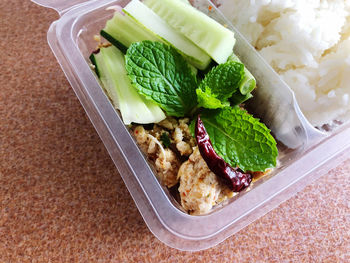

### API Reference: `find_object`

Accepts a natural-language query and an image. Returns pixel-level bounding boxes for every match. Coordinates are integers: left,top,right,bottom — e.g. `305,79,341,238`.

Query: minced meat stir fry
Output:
132,117,254,215
133,117,195,188
178,147,235,215
132,117,272,215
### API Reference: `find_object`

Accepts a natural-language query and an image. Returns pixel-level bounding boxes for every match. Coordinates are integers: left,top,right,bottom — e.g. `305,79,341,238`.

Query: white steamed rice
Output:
218,0,350,127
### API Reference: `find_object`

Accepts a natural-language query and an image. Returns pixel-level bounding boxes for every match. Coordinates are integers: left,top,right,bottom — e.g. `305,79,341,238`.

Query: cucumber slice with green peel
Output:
123,0,211,70
230,92,253,105
90,46,166,125
90,50,121,109
100,30,128,54
101,10,162,50
144,0,236,64
227,53,256,95
89,51,101,78
102,7,208,70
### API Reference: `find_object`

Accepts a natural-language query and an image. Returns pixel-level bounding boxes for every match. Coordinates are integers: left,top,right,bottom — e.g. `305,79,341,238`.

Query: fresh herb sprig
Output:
125,40,277,172
196,61,244,109
125,41,198,117
200,107,278,172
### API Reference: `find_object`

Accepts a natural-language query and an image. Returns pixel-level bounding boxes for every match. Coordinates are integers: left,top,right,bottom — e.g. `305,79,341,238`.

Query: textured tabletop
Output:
1,1,350,262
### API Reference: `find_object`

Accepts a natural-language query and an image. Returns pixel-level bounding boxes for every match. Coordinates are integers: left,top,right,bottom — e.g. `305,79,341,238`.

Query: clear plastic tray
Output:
32,0,350,251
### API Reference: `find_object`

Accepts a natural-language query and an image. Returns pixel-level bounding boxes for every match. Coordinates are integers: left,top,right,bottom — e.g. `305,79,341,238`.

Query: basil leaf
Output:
196,61,245,109
200,107,278,172
125,41,197,117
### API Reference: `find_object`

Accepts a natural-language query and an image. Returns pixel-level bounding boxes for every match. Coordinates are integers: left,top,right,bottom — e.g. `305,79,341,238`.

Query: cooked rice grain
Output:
219,0,350,126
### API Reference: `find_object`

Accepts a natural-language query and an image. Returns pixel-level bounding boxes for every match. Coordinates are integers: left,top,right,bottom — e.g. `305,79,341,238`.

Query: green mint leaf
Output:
196,87,230,109
196,61,245,109
200,107,278,172
125,41,197,117
160,132,171,148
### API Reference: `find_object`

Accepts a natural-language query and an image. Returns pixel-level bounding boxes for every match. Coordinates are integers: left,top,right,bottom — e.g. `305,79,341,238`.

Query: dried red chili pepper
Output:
195,115,252,192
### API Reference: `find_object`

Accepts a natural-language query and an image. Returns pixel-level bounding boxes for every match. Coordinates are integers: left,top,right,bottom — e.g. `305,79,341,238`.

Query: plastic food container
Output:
32,0,350,251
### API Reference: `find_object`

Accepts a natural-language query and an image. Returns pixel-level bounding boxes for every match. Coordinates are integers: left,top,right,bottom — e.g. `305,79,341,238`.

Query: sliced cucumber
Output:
101,10,161,50
230,92,253,105
90,46,166,125
90,50,121,109
227,53,256,95
123,0,211,70
100,30,128,54
144,0,236,64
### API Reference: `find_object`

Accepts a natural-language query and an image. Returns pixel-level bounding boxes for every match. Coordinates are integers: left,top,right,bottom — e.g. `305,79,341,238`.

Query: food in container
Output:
31,0,350,251
89,0,279,215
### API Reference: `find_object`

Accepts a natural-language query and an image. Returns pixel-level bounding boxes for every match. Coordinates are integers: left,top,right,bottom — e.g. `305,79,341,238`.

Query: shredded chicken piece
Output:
133,125,180,187
176,141,192,156
133,126,148,152
158,117,178,130
173,127,183,143
147,134,166,157
155,149,179,187
177,147,234,215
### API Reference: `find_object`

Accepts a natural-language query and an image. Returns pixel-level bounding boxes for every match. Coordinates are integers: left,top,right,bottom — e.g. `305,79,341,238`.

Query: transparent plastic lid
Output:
32,0,91,15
